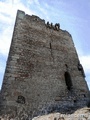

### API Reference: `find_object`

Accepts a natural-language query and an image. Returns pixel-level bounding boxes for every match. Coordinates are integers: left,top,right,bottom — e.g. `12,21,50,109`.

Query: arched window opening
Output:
64,72,73,91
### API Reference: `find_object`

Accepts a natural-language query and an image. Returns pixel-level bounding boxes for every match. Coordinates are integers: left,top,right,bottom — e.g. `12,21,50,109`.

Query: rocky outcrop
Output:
32,107,90,120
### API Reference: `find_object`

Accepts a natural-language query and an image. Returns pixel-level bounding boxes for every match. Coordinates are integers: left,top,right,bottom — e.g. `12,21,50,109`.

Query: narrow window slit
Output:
50,43,52,49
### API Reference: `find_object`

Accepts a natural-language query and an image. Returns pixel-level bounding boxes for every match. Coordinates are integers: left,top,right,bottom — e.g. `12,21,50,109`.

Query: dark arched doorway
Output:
64,72,73,91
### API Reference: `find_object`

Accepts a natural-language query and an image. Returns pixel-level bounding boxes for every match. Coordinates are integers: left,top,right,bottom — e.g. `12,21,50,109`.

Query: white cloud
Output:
79,55,90,74
27,0,50,21
0,0,35,56
0,26,13,56
79,55,90,89
0,59,6,73
27,0,40,6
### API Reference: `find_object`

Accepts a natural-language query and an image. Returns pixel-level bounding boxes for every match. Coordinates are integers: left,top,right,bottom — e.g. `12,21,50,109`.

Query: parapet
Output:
16,10,73,40
17,10,61,30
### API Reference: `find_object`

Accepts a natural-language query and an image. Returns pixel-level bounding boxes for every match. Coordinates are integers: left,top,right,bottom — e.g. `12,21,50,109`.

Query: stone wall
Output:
0,10,89,118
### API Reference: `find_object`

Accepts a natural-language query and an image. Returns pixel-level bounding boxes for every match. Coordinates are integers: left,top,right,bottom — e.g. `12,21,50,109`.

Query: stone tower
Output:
0,10,89,118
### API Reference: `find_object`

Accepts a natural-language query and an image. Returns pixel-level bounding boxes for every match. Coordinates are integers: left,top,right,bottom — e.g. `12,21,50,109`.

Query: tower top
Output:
16,10,71,37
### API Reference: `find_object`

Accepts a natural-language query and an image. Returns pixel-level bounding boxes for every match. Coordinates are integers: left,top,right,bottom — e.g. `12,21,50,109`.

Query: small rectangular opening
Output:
50,43,52,49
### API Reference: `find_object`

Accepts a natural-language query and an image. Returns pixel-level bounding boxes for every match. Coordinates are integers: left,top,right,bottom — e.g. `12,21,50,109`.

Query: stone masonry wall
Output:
0,10,89,118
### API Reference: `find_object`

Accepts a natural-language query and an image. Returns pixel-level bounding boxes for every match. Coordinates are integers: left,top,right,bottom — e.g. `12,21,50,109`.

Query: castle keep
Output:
0,10,89,118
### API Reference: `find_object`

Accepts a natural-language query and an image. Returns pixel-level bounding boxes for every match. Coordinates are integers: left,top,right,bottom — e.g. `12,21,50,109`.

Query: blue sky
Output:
0,0,90,89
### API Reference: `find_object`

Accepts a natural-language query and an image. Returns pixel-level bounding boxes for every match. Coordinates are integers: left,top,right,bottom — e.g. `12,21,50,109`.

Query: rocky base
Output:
33,108,90,120
0,107,90,120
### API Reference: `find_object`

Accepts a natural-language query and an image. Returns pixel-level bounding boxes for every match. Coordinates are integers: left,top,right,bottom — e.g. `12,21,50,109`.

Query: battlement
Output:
16,10,71,37
0,10,89,119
